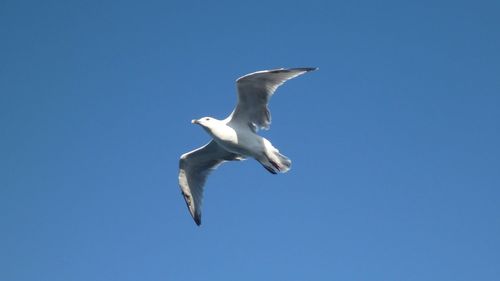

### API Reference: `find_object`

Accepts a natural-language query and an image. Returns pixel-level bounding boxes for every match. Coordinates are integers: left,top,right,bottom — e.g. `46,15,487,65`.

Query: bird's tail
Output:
259,140,292,174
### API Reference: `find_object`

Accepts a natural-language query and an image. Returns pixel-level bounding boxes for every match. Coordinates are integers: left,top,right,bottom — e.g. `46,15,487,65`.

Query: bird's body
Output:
196,118,266,160
212,124,257,157
179,67,317,225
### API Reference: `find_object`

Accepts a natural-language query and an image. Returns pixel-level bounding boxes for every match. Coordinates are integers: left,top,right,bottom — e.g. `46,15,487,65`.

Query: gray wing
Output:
227,67,317,131
179,140,242,226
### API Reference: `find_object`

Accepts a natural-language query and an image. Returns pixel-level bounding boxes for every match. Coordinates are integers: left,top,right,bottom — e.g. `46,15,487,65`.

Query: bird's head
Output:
191,117,217,129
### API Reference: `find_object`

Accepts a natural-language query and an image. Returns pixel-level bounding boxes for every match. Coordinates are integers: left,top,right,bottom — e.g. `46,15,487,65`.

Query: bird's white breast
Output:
210,123,262,157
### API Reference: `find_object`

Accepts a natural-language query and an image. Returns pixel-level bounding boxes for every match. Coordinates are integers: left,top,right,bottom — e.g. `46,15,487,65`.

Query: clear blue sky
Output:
1,0,499,280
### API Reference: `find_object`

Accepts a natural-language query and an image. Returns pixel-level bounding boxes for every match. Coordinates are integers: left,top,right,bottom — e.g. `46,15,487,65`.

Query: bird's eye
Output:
205,118,210,121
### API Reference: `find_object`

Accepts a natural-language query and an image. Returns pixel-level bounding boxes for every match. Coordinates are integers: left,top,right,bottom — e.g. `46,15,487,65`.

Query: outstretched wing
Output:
227,67,317,131
179,140,242,225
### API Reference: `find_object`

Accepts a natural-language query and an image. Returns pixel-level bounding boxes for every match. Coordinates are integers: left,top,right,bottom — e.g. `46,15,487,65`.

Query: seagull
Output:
179,67,317,225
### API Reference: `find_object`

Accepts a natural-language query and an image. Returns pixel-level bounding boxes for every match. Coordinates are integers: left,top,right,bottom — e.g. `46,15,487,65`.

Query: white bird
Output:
179,67,317,225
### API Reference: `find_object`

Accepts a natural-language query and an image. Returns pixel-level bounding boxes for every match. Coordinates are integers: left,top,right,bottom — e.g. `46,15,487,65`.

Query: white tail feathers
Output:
259,145,292,174
272,150,292,173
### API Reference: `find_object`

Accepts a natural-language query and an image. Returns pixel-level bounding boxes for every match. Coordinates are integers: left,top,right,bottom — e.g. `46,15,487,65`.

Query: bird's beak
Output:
191,119,199,125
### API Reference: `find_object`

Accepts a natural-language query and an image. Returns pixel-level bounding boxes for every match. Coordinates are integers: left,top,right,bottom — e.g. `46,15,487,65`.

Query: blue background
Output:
1,0,499,280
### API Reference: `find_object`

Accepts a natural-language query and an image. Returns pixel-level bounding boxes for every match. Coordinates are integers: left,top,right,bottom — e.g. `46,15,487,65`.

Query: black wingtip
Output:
288,67,318,72
194,214,202,226
269,67,318,73
299,67,318,72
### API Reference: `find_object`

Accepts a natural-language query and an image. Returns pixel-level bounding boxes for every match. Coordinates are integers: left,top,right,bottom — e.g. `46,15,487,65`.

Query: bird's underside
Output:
178,67,317,225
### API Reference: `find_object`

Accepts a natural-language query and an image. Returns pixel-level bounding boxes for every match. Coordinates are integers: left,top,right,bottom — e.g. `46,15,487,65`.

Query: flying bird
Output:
179,67,317,225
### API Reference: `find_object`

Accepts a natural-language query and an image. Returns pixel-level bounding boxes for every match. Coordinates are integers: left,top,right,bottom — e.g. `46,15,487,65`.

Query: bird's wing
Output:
227,67,317,131
179,140,242,225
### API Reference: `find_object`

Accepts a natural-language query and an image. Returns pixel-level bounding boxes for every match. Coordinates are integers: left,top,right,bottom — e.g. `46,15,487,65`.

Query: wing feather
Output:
179,140,241,225
228,67,317,130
